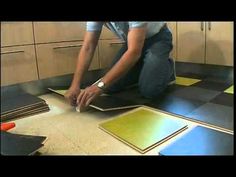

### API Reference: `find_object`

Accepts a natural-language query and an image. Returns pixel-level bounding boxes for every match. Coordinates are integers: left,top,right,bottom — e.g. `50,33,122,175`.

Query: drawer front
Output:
33,22,86,43
36,41,99,79
1,45,38,86
1,22,34,47
99,39,125,68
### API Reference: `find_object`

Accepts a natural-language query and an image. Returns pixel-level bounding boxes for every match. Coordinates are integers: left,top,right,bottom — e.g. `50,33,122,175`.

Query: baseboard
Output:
1,69,104,97
175,62,234,80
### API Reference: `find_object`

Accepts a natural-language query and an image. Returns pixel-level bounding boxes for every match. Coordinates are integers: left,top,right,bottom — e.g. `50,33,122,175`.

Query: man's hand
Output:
64,86,81,106
77,85,103,110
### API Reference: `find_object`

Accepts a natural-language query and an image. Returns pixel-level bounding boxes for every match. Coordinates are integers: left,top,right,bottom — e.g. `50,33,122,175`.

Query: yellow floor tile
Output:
224,85,234,94
99,107,187,154
175,76,201,86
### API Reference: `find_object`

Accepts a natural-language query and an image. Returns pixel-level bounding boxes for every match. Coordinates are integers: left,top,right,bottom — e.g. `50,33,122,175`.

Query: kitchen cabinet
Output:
98,39,125,68
33,22,86,43
177,22,205,64
1,22,233,87
177,22,233,66
1,22,34,47
1,45,38,86
36,41,99,79
205,22,233,66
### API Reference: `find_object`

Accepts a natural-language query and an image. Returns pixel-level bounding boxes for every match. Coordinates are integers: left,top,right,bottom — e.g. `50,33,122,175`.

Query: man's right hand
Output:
64,86,80,106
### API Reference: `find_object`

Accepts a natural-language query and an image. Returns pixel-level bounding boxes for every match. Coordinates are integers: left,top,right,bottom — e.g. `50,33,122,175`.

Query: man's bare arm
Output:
65,31,100,106
70,31,101,89
101,27,147,88
77,27,147,108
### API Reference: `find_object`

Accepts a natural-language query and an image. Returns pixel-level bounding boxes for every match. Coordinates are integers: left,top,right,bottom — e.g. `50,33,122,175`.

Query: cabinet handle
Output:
53,44,83,50
1,50,24,55
201,22,204,31
208,22,211,30
109,41,125,45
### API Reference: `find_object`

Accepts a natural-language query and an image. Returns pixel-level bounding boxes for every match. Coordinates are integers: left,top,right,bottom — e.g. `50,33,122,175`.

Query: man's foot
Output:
168,73,176,85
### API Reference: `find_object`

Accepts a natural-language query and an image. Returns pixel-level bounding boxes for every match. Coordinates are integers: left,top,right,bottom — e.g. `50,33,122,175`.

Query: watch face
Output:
98,82,105,88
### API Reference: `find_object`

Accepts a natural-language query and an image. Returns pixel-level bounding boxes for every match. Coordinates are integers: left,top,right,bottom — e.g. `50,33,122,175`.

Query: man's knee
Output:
139,84,165,99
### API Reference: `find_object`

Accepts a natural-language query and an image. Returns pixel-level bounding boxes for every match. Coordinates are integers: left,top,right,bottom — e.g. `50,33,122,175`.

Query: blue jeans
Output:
106,25,175,99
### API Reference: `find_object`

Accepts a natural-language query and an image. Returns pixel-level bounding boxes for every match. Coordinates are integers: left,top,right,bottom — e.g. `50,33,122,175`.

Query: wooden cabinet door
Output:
36,41,99,79
205,22,233,66
99,39,125,69
1,45,38,86
167,22,177,60
100,26,119,39
33,22,86,43
177,22,206,63
1,22,34,47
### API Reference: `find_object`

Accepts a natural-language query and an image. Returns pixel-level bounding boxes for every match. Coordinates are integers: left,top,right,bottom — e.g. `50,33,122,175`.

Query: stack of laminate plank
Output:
1,131,47,155
1,93,50,122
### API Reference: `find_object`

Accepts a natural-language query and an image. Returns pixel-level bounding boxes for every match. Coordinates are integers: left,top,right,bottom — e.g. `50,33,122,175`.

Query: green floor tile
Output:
224,85,234,94
99,107,187,153
175,77,201,86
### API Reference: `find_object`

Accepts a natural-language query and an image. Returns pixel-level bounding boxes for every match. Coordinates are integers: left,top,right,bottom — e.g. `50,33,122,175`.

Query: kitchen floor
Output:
7,72,234,155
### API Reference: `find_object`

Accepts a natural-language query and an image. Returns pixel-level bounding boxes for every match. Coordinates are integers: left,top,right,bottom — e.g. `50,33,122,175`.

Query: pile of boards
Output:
1,131,47,155
1,93,50,122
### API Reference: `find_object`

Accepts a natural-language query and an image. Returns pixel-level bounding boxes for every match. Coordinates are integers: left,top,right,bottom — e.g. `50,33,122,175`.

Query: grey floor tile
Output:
170,86,220,102
210,93,234,107
186,103,234,131
145,95,205,117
